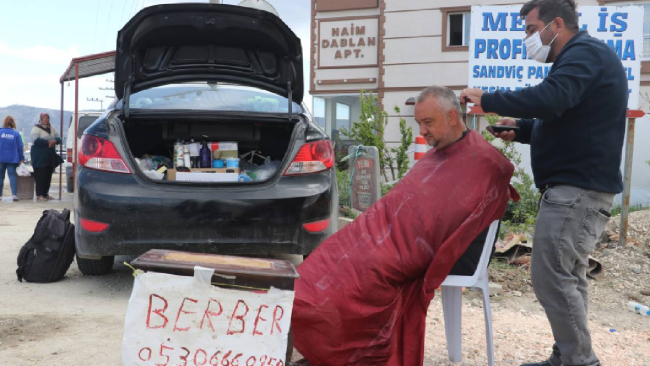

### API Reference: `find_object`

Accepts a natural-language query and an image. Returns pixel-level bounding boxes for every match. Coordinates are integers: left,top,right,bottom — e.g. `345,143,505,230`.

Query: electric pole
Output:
87,97,104,110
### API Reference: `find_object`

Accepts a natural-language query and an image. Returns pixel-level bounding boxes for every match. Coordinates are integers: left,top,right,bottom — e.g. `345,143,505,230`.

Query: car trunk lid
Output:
114,3,303,111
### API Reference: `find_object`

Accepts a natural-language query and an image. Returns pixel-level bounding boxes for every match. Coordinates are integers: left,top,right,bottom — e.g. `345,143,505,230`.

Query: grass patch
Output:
488,260,517,271
611,204,649,217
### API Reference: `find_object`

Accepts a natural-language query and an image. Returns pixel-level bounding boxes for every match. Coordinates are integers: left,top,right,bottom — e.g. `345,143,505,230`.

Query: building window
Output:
442,7,471,52
313,97,326,128
335,102,351,140
449,12,471,46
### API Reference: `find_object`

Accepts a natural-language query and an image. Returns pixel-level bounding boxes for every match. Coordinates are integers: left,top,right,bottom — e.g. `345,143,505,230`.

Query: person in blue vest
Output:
0,116,25,201
30,113,63,201
461,1,627,366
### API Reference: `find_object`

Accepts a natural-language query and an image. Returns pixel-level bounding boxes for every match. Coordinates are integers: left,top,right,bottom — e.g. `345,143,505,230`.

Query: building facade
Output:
309,0,650,158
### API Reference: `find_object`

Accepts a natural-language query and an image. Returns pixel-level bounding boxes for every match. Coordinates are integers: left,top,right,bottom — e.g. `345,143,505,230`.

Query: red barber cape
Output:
292,130,517,366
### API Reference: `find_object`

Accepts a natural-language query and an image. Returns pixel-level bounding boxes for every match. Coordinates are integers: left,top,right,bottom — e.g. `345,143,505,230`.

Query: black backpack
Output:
16,209,76,283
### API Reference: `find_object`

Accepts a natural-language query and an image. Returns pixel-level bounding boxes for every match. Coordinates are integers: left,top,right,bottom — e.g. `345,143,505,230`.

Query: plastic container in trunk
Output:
122,116,298,183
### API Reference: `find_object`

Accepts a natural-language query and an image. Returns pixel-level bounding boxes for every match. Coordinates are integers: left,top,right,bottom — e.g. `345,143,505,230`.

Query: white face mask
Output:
525,21,559,63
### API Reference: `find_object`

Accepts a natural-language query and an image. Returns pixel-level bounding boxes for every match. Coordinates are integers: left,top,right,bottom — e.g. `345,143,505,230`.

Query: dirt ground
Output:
1,181,650,365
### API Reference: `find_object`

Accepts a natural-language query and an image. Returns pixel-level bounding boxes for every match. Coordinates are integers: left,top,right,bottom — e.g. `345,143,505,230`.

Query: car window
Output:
118,83,303,114
78,116,98,136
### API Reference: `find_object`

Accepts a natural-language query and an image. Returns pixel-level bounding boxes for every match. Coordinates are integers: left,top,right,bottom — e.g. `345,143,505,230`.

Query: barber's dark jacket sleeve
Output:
481,31,628,194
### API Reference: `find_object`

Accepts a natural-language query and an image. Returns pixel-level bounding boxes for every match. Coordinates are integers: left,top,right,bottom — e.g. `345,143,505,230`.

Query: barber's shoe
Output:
520,362,553,366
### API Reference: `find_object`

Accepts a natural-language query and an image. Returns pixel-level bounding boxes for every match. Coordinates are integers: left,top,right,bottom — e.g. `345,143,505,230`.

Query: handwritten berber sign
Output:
122,267,294,366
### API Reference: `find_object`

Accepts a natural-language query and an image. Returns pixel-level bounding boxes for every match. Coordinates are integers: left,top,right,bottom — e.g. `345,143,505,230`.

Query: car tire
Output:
76,255,115,276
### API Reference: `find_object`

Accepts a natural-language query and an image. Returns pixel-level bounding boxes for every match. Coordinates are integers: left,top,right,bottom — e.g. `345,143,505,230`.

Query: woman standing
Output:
30,113,63,201
0,116,25,201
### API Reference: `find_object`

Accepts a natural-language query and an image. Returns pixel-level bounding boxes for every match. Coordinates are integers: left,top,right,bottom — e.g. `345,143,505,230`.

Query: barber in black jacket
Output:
461,1,627,366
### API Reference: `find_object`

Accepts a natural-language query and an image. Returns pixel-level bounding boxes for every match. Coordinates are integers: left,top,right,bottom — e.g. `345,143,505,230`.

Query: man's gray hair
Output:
416,86,461,115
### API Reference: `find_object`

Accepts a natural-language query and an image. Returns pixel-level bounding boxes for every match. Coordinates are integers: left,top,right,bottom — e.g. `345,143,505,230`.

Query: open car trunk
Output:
122,114,300,183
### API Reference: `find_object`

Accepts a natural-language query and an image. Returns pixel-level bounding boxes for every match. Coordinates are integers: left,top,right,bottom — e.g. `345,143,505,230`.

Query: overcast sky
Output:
0,0,311,111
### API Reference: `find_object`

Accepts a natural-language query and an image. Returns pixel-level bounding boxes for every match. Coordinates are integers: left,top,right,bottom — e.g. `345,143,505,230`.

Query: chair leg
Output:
441,286,463,363
480,283,495,366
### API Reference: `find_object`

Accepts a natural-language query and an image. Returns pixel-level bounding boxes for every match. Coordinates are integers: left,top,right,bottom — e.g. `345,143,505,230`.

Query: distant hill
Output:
0,105,73,143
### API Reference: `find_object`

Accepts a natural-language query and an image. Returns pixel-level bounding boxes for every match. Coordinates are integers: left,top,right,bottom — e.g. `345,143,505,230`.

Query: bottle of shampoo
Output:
200,136,212,168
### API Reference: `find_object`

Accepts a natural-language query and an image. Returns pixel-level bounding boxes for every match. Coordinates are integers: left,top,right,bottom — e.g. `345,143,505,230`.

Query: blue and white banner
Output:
468,6,644,109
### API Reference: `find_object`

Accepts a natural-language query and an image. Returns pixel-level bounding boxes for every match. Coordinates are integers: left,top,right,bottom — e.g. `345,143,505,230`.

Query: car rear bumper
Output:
74,167,336,257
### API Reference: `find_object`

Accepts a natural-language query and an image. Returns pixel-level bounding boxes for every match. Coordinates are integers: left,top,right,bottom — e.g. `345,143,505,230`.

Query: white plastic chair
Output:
440,220,499,366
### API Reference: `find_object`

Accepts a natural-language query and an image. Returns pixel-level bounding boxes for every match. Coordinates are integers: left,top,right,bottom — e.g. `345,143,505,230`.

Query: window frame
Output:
335,102,352,139
441,6,472,52
312,97,326,129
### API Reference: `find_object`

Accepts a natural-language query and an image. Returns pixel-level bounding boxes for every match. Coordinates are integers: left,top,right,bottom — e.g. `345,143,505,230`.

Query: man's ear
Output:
554,16,565,33
447,109,459,125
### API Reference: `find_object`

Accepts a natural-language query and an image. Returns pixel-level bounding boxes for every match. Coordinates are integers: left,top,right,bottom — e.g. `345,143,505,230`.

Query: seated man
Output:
450,221,500,276
291,86,517,366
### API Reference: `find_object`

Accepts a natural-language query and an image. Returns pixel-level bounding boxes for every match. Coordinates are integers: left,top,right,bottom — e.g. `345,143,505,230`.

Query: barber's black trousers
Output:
33,166,55,197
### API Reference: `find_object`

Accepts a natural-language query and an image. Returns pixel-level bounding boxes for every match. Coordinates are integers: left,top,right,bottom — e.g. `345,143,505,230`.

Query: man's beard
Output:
425,135,440,148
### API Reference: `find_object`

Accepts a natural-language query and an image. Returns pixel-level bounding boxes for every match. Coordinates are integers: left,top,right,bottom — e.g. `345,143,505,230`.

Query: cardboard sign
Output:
122,267,295,366
467,5,644,109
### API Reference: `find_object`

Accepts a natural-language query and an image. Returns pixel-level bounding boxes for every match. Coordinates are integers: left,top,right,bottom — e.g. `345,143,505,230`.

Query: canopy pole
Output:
73,64,79,193
59,82,64,200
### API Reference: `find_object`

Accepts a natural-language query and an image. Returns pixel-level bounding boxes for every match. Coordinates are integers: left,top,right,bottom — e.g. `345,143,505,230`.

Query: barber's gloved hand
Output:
489,118,517,141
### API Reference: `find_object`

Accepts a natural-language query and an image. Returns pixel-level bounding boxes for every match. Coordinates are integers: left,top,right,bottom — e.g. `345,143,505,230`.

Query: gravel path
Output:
1,183,650,365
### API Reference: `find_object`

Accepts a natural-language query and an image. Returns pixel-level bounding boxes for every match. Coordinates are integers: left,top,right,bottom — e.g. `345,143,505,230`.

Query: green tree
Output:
482,115,539,235
392,106,413,180
341,90,413,182
341,91,389,180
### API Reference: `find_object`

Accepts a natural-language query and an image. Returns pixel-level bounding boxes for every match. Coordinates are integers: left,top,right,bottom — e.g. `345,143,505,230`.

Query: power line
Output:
92,0,101,52
103,0,115,51
119,0,129,28
87,98,104,110
126,0,138,24
126,0,145,28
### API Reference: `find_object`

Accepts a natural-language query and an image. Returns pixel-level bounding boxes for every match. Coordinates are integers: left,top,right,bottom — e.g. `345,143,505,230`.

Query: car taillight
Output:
66,148,72,163
284,140,334,176
78,135,130,174
79,218,109,233
303,219,330,233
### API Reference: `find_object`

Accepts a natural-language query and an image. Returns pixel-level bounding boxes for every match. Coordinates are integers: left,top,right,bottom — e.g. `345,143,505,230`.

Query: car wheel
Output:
66,175,74,193
76,255,115,276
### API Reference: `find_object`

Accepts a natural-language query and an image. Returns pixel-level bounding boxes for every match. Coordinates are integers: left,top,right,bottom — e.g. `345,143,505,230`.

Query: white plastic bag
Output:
16,163,30,177
255,160,281,181
143,170,164,180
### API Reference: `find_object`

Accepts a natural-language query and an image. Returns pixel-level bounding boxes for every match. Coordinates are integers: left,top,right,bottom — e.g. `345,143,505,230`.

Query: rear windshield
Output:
118,83,303,114
78,116,98,135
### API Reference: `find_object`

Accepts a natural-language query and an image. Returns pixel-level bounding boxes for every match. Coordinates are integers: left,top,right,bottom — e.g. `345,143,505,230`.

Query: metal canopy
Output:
59,51,116,82
57,50,116,201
